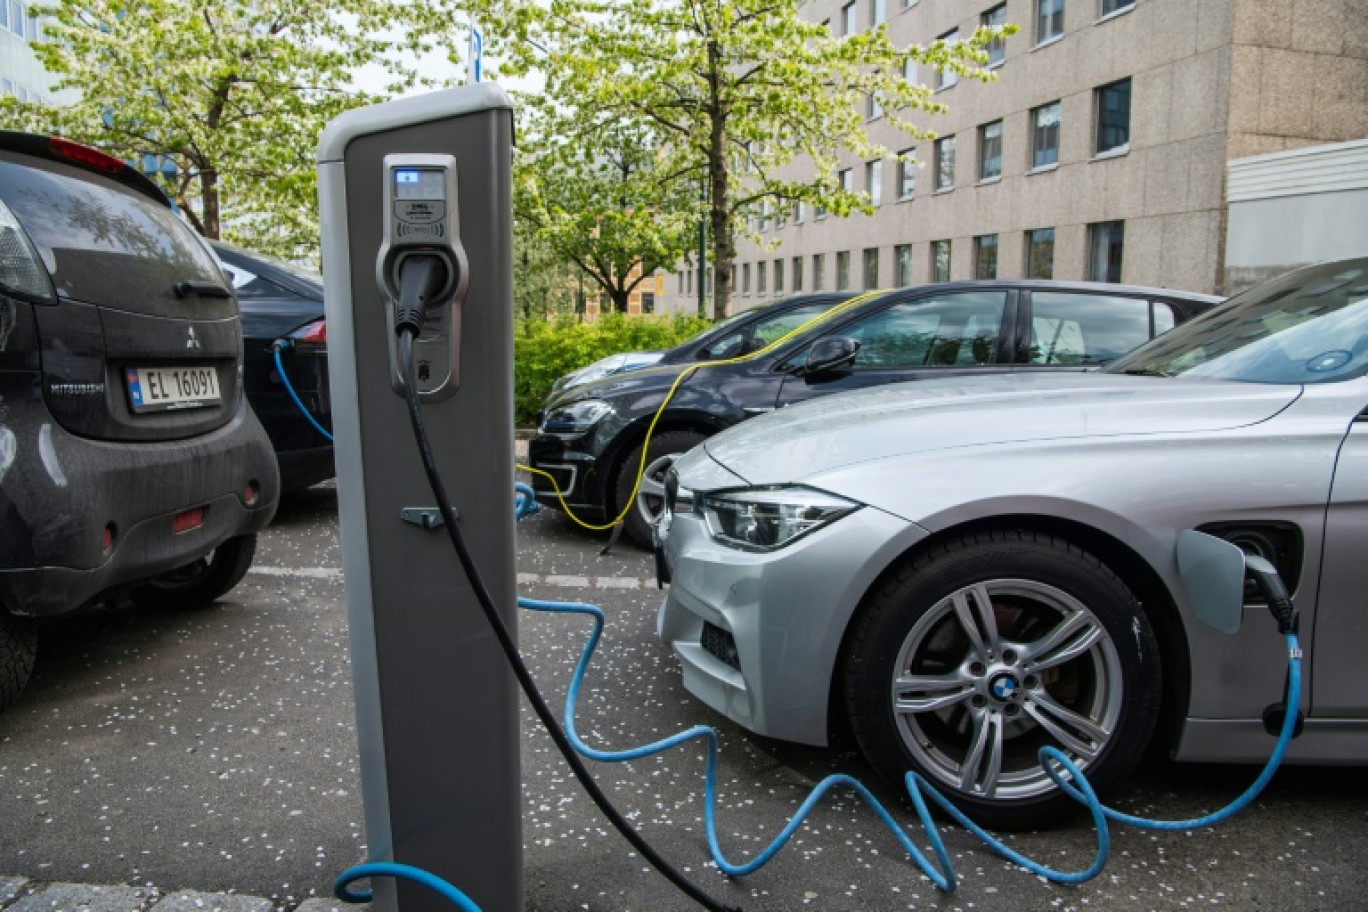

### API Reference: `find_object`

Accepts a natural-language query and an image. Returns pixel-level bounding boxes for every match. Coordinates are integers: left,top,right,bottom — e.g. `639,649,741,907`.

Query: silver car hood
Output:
701,373,1301,487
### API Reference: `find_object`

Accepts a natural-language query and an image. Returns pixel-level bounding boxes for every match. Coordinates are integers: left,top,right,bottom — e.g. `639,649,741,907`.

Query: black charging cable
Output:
390,272,739,911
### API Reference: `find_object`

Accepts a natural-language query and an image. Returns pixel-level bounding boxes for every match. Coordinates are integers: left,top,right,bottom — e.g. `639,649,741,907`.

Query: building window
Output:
641,292,655,314
903,57,917,85
871,0,886,28
774,258,784,293
931,240,952,282
978,121,1003,181
1088,221,1125,282
836,251,851,290
1031,102,1061,169
866,159,883,206
0,2,9,31
863,247,880,290
742,263,752,294
1096,78,1131,155
758,260,768,294
760,198,773,232
974,235,998,279
792,256,804,291
934,136,955,190
867,93,884,120
813,254,826,290
838,167,853,194
841,1,856,36
1026,228,1055,278
982,4,1008,66
793,200,805,224
897,150,916,200
1100,0,1134,16
895,244,913,286
1036,0,1065,44
936,29,959,89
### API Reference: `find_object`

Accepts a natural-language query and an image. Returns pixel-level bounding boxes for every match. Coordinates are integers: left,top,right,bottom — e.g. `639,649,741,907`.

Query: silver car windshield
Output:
1107,262,1368,384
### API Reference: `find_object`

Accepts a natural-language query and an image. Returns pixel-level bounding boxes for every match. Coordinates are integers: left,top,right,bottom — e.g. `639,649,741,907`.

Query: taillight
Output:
0,198,55,301
295,319,327,346
48,137,126,174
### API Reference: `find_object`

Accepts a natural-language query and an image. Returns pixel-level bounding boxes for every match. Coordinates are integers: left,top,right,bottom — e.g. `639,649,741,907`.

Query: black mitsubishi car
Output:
0,132,280,712
530,280,1221,548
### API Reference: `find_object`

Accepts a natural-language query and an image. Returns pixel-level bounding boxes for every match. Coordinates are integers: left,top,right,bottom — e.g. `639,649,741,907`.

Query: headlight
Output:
540,398,612,434
700,486,860,552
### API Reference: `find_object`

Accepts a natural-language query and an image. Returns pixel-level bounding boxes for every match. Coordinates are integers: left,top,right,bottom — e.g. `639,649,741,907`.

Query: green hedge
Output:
514,312,711,426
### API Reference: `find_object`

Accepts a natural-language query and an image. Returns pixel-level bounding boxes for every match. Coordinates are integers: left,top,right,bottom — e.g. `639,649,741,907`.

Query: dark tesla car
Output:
550,292,854,394
210,242,334,493
531,280,1222,547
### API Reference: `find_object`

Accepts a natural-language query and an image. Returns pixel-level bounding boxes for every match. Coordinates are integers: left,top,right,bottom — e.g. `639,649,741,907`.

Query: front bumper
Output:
527,431,609,522
656,504,926,746
0,398,280,616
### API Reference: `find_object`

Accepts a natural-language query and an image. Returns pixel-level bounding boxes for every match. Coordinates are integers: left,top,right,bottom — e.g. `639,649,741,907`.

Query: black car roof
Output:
551,279,1223,405
210,240,325,303
0,130,171,207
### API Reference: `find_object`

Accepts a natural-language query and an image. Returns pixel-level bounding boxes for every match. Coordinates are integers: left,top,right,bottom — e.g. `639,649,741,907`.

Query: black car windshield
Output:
1106,261,1368,384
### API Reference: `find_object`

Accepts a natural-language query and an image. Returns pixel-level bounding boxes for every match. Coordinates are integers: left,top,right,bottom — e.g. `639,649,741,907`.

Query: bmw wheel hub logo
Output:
990,674,1020,701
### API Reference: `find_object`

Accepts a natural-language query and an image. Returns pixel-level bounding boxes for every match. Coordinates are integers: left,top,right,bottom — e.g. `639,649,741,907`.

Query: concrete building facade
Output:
0,1,64,104
657,0,1368,316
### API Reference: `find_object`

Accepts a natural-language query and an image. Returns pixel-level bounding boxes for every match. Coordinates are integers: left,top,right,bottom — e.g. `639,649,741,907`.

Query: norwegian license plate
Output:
125,364,221,412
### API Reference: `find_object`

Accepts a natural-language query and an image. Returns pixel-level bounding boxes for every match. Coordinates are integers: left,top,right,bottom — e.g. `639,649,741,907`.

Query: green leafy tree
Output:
0,0,459,260
474,0,1013,319
515,113,696,313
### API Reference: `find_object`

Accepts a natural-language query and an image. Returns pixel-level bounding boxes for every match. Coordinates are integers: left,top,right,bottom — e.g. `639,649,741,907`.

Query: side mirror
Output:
803,336,860,377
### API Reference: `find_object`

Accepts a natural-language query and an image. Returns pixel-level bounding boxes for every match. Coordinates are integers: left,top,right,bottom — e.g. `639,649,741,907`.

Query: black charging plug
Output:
1244,554,1298,635
393,254,450,337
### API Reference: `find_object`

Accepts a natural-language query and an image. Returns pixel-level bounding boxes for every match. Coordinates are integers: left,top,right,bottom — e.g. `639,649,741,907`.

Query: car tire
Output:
614,430,708,550
0,611,38,713
129,534,258,610
843,529,1161,828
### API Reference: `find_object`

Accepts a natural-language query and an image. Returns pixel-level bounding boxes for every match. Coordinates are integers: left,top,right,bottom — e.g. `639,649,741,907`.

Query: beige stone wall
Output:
1227,0,1368,160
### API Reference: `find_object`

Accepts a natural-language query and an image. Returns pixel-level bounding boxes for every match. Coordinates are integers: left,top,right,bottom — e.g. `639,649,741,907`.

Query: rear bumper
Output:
0,398,279,617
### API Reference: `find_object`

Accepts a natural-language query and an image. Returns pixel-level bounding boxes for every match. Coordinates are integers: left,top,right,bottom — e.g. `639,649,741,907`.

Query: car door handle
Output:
174,280,233,299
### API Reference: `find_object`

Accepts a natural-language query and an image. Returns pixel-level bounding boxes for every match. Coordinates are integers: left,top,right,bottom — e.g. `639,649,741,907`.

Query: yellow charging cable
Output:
517,289,889,532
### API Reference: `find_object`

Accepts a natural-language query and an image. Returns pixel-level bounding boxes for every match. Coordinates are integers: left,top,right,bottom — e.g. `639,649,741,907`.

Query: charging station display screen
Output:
394,168,445,201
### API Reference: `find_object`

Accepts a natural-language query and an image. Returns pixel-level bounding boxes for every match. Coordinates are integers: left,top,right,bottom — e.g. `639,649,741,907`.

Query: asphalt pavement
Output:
2,481,1367,911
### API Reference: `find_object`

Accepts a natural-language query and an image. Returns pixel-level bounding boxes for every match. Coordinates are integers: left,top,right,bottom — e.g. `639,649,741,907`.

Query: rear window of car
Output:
1027,292,1169,365
0,153,223,312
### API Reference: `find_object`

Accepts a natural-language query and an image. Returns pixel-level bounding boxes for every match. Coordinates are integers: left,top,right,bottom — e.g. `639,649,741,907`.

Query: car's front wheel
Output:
129,534,258,610
843,530,1161,828
614,430,707,549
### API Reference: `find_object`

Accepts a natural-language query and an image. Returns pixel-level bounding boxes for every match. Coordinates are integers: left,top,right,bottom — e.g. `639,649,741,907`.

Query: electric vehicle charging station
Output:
316,86,520,912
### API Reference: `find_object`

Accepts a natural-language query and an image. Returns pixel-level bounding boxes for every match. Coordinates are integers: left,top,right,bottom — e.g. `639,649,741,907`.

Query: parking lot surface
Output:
2,482,1367,911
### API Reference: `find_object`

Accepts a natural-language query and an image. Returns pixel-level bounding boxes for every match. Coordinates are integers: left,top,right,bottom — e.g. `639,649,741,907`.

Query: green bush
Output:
515,312,710,426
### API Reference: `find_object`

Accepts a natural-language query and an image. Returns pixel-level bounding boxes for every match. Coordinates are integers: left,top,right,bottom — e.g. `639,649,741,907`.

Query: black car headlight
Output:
540,398,612,434
700,486,860,552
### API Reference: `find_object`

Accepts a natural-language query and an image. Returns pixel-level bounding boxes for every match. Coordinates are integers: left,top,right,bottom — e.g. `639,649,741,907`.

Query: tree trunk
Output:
706,39,731,322
200,168,221,239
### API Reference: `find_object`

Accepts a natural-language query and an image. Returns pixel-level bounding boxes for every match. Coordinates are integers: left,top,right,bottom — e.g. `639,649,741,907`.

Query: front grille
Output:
701,622,740,671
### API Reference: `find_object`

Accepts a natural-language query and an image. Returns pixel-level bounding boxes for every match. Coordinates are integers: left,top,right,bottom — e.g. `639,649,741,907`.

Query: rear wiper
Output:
1117,367,1173,377
174,279,233,299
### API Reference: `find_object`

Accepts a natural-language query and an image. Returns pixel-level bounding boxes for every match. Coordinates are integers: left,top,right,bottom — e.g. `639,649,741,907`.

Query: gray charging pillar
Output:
316,86,520,912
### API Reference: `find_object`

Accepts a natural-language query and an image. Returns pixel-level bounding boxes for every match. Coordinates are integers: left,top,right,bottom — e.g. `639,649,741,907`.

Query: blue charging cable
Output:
515,596,1302,891
272,341,334,442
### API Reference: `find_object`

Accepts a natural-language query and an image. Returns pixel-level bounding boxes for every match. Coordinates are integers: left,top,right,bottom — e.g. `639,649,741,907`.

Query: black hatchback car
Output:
531,280,1221,547
0,132,280,712
211,242,333,492
551,292,853,393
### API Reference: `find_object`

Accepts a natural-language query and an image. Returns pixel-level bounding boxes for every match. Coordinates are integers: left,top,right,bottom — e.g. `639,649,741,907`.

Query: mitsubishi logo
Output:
186,327,200,350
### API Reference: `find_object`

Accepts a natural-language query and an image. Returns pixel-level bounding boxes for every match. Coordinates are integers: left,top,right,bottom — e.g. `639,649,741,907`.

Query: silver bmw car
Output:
656,258,1368,826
